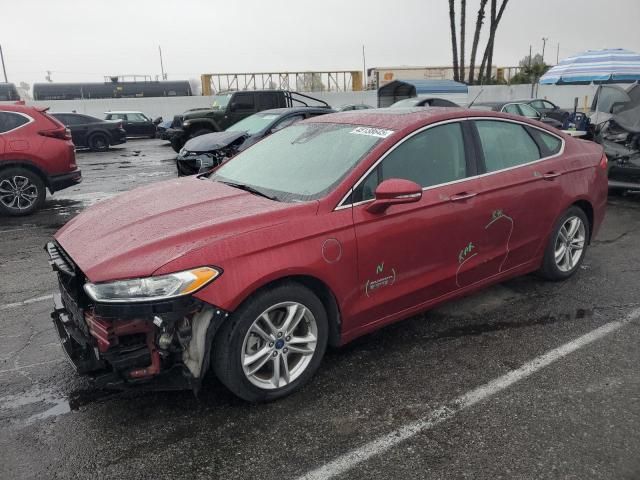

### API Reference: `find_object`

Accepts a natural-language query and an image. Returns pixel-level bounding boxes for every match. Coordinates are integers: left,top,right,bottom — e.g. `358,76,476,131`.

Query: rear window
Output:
0,111,30,133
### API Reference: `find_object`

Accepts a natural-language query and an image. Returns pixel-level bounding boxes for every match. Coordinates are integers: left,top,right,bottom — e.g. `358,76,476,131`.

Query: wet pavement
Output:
1,139,639,479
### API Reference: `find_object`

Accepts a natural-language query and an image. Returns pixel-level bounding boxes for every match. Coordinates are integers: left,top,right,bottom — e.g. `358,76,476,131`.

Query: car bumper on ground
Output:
48,169,82,193
46,241,229,391
608,164,640,189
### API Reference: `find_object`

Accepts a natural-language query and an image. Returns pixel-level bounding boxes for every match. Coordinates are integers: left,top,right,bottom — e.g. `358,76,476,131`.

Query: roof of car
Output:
257,107,335,115
104,111,145,114
308,107,556,132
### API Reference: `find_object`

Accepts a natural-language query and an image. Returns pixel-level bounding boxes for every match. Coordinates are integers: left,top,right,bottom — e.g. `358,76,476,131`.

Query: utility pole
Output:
158,45,167,81
556,42,560,64
362,45,366,91
541,37,548,63
0,44,8,83
529,44,534,98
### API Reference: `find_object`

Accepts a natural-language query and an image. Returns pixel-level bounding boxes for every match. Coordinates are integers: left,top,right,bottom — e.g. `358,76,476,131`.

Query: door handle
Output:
450,192,477,202
542,171,562,180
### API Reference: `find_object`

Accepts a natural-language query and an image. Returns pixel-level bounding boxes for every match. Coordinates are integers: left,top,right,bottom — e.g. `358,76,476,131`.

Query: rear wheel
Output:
213,283,328,402
0,167,46,216
89,133,109,152
539,206,589,280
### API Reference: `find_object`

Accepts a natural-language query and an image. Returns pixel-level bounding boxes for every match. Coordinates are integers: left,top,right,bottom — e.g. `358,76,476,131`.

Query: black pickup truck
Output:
170,90,329,152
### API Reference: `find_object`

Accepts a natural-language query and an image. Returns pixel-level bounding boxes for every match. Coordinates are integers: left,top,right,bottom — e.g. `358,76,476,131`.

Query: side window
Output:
503,104,520,115
543,101,556,109
475,120,540,172
518,104,540,119
259,93,279,110
353,123,467,202
271,115,304,133
65,115,85,125
530,100,545,110
127,113,147,122
233,93,255,112
0,112,29,133
529,128,563,156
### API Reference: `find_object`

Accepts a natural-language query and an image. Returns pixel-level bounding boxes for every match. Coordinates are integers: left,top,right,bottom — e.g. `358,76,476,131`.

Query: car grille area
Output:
46,241,161,381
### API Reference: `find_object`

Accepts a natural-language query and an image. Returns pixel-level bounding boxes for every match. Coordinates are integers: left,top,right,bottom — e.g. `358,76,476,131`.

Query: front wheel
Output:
213,283,328,402
539,206,589,280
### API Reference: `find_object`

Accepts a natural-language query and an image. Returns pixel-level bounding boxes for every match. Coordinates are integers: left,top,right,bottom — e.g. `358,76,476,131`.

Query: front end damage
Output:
47,241,228,391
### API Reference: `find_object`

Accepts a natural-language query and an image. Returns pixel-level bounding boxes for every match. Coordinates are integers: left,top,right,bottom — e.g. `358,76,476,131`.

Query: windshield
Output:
227,112,282,135
211,94,232,110
211,123,388,202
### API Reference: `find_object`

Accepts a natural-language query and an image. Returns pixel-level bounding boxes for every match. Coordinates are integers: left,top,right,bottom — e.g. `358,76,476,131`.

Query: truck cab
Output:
171,90,328,152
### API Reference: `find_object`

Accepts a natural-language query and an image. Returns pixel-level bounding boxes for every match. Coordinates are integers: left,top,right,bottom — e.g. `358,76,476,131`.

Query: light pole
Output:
541,37,548,64
0,44,8,83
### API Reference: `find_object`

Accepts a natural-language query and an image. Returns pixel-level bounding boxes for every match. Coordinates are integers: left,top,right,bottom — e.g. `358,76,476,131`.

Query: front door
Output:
228,92,256,127
346,121,490,331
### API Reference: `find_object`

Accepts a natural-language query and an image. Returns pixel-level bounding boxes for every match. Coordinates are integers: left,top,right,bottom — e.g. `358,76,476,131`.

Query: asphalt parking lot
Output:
1,139,639,480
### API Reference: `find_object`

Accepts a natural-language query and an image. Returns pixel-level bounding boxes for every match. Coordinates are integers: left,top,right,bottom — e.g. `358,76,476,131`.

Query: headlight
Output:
179,148,187,156
183,120,191,127
84,267,221,303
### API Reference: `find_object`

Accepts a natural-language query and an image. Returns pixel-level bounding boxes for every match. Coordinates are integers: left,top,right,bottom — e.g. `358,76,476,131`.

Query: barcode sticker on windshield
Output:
350,127,394,138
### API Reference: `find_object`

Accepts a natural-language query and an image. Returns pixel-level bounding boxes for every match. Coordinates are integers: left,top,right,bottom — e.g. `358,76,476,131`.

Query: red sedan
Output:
48,108,607,401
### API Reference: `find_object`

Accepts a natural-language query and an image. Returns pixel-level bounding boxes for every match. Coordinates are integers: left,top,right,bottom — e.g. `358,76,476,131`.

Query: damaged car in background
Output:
47,109,607,402
176,107,334,176
591,83,640,192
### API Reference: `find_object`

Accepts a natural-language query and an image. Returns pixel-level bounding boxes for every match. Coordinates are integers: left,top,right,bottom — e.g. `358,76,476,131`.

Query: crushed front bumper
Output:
47,241,229,391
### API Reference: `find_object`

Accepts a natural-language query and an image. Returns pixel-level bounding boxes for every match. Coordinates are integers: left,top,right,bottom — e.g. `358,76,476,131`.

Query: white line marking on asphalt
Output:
0,294,53,311
298,308,640,480
0,359,64,375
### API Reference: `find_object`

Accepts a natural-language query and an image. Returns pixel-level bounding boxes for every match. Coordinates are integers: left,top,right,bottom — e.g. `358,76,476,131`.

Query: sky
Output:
1,0,639,88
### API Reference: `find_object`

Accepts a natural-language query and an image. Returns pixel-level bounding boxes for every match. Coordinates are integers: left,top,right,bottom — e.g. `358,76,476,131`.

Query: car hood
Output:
183,131,248,153
54,177,299,282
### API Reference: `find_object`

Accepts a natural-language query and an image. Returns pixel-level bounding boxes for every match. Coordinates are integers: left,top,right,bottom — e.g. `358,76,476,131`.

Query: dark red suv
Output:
0,103,81,216
47,109,607,402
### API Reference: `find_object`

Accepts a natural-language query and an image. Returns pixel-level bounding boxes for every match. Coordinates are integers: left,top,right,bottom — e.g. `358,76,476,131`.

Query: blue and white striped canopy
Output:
540,48,640,85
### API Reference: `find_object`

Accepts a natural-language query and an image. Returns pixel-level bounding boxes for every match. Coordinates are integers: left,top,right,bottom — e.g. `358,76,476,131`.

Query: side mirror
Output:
366,179,422,214
153,117,162,125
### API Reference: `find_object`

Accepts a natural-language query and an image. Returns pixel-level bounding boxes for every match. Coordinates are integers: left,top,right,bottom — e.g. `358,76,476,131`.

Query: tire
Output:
0,167,46,216
539,206,590,280
213,282,329,402
89,133,109,152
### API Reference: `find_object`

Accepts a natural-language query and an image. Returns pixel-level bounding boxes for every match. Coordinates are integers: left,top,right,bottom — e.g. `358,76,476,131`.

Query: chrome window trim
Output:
335,116,565,211
0,111,34,135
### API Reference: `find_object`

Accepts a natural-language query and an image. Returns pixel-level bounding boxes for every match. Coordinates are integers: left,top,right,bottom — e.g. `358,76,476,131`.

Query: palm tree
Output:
459,0,467,82
448,0,460,82
479,0,510,83
468,0,488,84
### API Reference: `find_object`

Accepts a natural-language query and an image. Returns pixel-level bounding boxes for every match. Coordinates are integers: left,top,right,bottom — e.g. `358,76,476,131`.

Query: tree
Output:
459,0,466,82
468,0,488,85
509,53,550,84
479,0,510,84
448,0,460,82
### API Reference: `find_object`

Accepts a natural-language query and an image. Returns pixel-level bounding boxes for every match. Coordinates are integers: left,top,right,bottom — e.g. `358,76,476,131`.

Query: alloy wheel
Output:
241,301,318,390
554,216,586,272
0,175,39,211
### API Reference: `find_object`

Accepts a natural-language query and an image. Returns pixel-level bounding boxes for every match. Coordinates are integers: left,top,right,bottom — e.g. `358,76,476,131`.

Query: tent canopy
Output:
377,79,468,107
540,48,640,85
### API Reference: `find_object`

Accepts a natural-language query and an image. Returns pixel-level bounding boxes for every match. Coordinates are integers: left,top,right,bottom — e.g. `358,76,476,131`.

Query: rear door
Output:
125,113,153,136
463,118,566,277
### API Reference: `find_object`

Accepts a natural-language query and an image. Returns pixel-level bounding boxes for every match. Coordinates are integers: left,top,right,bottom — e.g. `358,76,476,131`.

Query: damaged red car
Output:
48,108,608,402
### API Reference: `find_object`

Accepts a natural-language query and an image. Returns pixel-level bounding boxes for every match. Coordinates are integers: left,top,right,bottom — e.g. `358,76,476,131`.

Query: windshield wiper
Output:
219,180,278,201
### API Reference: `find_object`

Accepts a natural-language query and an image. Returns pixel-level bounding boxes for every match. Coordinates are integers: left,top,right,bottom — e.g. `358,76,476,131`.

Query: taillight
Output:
39,127,72,140
599,153,608,169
